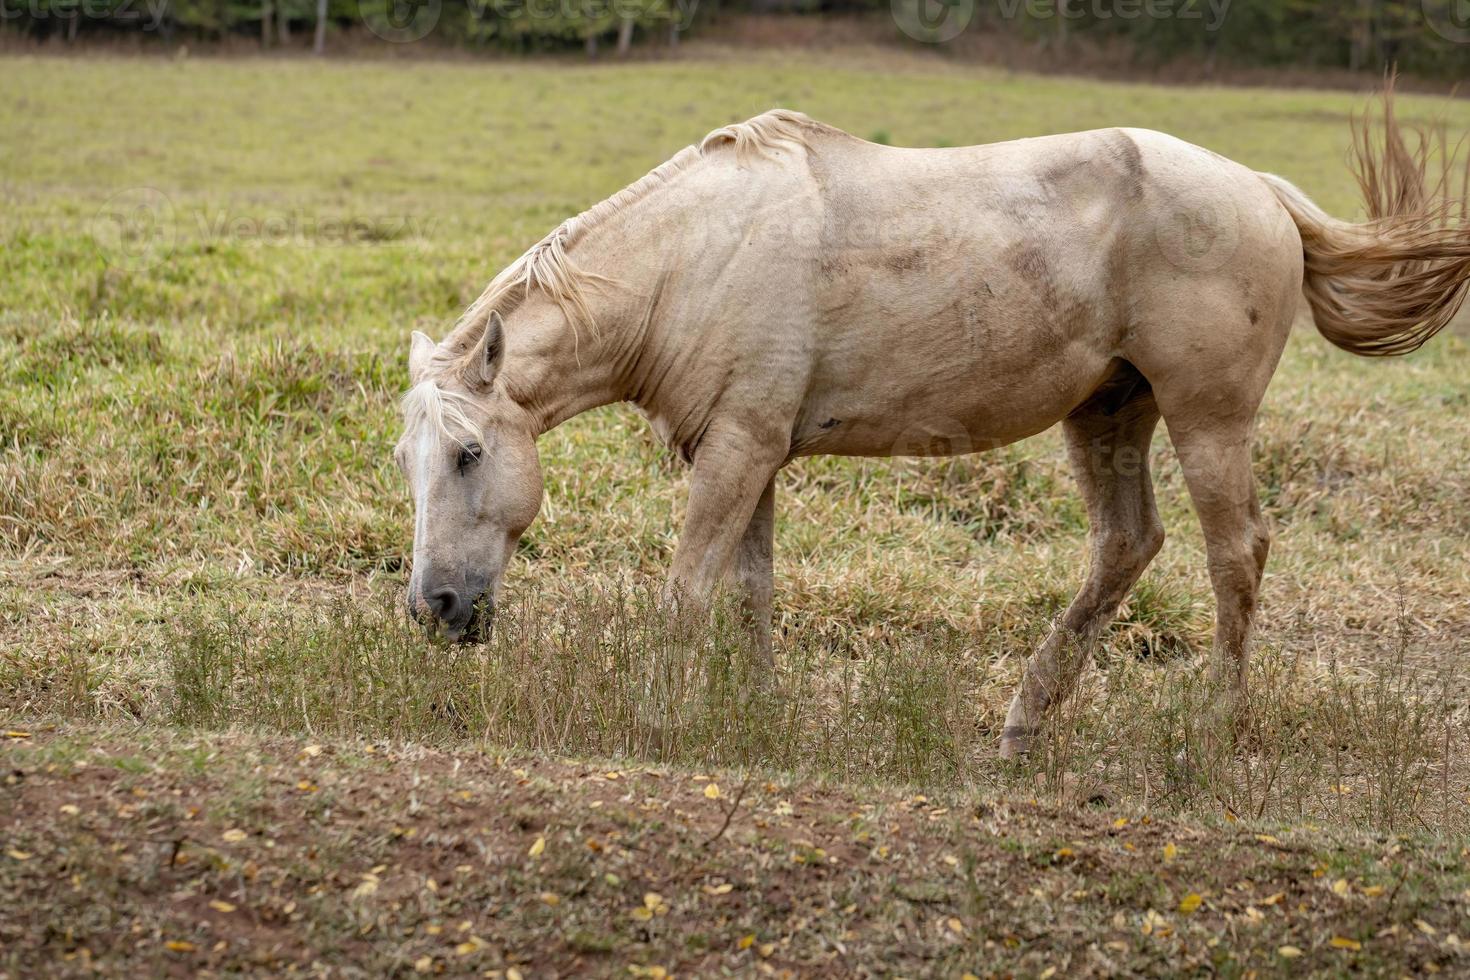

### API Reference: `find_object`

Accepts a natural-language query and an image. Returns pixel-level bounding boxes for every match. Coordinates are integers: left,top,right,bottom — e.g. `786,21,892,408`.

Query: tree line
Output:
4,0,1467,78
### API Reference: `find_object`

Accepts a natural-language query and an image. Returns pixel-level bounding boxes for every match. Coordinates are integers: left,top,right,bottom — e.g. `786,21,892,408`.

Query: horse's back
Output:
784,125,1302,458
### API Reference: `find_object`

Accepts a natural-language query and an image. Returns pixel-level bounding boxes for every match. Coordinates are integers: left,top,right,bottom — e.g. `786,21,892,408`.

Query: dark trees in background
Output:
2,0,1465,78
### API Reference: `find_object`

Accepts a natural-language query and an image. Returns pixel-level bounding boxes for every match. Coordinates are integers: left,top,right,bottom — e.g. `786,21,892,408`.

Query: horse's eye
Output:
457,444,482,471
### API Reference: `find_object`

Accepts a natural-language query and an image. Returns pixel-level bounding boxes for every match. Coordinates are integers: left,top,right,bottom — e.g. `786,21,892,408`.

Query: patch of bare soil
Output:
2,725,1466,977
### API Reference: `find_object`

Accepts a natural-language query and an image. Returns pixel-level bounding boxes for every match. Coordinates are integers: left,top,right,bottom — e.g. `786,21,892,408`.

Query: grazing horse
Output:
396,95,1470,757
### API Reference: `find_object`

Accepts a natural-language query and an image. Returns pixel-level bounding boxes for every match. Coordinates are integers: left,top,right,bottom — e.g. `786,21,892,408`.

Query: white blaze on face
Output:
411,424,436,568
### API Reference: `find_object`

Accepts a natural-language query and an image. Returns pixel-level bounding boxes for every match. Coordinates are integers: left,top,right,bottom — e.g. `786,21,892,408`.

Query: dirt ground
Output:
3,725,1466,978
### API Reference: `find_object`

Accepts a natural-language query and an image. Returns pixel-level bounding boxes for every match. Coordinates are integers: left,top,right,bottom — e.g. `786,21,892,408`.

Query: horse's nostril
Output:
427,587,460,622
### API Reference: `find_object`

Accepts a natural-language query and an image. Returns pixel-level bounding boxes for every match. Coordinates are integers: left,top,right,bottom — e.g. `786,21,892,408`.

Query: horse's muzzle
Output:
409,584,492,644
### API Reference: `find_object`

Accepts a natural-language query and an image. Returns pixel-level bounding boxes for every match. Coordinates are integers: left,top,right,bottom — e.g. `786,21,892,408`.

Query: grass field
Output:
4,51,1470,976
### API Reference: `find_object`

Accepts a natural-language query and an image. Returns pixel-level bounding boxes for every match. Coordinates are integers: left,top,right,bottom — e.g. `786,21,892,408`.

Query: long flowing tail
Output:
1258,81,1470,357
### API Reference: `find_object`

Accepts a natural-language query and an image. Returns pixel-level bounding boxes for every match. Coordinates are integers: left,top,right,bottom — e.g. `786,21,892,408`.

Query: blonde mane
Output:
400,379,481,450
440,109,827,367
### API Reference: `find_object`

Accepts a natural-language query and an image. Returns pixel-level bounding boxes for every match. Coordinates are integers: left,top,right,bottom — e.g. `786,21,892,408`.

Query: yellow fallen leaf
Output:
301,744,322,757
4,731,31,739
506,967,524,979
1330,936,1362,951
1332,879,1350,897
738,934,756,950
528,836,545,858
58,804,80,816
165,940,196,952
704,783,722,800
1162,842,1178,862
758,943,775,957
7,849,31,861
703,883,733,895
1113,818,1129,830
1256,834,1281,845
208,900,236,913
1178,893,1203,914
643,892,665,910
413,955,433,973
221,829,247,843
1362,885,1385,897
1416,920,1437,936
539,892,560,906
1262,892,1285,906
1278,946,1303,958
946,917,965,934
1040,968,1057,980
455,941,478,956
1054,848,1075,860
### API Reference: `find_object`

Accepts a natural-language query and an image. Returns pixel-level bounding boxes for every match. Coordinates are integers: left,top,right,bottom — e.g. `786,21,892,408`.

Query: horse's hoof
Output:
998,726,1034,760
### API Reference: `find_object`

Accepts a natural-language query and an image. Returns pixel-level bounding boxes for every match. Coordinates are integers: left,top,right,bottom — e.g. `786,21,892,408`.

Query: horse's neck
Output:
502,238,664,437
502,151,727,437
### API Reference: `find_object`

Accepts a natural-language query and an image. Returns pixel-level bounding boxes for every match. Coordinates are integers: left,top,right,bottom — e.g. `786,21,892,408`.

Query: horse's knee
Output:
1141,520,1166,566
1097,522,1163,577
1249,517,1270,577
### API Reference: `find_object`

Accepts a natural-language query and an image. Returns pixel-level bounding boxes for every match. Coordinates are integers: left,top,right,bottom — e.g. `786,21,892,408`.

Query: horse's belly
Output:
793,333,1114,459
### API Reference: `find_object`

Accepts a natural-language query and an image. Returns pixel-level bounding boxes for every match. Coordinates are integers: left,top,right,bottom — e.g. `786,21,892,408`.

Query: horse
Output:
395,92,1470,758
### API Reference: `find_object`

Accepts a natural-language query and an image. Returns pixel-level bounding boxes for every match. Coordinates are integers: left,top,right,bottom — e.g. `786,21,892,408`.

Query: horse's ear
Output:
409,331,435,383
465,312,505,389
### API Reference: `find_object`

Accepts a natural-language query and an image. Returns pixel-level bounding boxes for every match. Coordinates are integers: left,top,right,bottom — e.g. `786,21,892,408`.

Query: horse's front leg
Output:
664,428,783,666
730,476,777,671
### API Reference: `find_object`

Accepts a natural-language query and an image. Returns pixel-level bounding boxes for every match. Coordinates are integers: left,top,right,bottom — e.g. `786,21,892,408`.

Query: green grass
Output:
3,51,1470,859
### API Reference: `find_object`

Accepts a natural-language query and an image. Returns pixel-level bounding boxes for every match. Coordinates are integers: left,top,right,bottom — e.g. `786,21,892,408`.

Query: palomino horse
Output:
396,94,1470,757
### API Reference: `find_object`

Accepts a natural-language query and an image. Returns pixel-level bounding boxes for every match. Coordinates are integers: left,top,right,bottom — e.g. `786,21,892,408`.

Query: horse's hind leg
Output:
1129,285,1288,743
1163,417,1271,739
1000,383,1165,758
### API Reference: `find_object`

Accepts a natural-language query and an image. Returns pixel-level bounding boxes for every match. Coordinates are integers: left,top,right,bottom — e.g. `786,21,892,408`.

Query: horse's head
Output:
395,312,543,642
